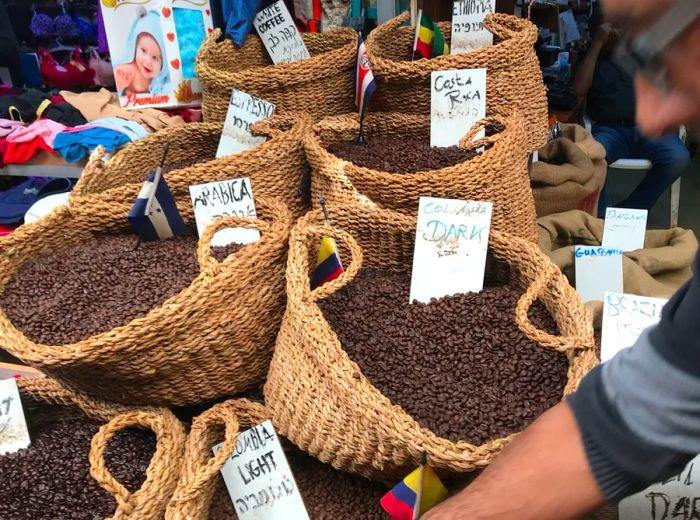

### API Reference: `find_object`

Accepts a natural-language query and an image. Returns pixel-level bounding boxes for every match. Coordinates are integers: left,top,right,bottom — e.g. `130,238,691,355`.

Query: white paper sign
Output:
254,1,310,64
430,69,487,148
0,378,30,455
213,420,310,520
602,208,648,252
410,197,493,303
574,246,624,303
620,456,700,520
189,178,260,247
216,89,276,158
451,0,495,54
601,292,667,363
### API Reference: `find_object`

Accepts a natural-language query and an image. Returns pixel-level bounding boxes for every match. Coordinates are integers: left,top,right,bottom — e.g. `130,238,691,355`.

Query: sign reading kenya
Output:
0,378,30,455
451,0,495,54
410,197,492,304
254,1,310,64
216,89,276,158
430,68,487,147
189,177,260,247
214,420,309,520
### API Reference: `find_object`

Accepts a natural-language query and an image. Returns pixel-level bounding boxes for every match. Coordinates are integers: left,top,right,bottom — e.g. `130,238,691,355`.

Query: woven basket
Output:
196,28,357,123
365,12,548,150
165,399,268,520
15,376,186,520
0,196,293,406
264,204,597,478
73,115,311,218
306,110,539,243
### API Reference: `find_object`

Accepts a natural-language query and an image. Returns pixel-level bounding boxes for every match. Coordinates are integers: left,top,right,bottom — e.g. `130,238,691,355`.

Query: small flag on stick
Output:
355,32,377,143
310,195,345,290
414,11,450,60
128,143,187,245
380,453,448,520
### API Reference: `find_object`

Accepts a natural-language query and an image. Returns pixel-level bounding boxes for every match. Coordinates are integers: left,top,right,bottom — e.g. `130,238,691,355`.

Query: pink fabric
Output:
6,119,67,147
0,119,25,139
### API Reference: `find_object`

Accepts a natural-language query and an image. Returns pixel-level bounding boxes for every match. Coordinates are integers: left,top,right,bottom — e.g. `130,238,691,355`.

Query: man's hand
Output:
595,22,615,45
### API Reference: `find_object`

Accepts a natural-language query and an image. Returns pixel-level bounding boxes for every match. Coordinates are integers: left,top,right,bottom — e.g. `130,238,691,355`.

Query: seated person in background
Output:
573,8,690,216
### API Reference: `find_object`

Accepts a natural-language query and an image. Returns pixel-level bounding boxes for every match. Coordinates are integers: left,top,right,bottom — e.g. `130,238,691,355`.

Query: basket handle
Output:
197,215,270,276
89,411,180,517
300,224,363,302
250,114,297,140
458,115,506,151
71,145,107,198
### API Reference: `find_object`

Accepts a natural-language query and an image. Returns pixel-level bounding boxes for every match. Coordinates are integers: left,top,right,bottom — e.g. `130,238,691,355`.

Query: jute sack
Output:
538,209,697,325
531,124,607,217
14,376,186,520
264,203,596,478
196,28,356,123
72,115,311,218
365,12,548,150
0,196,293,406
165,399,268,520
306,110,539,243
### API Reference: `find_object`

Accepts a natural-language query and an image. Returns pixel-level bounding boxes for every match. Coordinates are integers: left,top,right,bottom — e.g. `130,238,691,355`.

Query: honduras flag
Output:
128,170,187,241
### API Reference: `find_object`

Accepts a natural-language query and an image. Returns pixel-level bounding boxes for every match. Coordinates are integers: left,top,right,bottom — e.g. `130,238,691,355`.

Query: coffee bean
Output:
318,268,568,445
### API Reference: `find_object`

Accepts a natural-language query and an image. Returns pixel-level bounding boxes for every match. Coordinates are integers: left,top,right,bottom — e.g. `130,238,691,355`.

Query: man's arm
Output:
572,24,612,98
423,402,605,520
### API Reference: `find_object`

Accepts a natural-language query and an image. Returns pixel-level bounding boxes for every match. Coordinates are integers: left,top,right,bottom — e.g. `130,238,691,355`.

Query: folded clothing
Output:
0,91,51,123
4,119,67,164
0,177,73,224
0,119,25,138
53,126,131,163
88,117,148,141
39,101,87,127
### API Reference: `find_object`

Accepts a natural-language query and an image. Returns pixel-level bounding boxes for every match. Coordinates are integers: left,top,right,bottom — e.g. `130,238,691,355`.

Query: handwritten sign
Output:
574,246,624,303
0,378,30,455
216,89,276,158
602,207,648,252
254,1,310,64
620,456,700,520
213,420,310,520
430,68,487,148
189,177,260,247
601,292,667,363
410,197,492,303
451,0,494,54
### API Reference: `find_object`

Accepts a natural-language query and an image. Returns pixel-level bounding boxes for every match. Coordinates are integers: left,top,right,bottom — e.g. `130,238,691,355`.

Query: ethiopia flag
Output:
310,235,344,289
414,11,450,59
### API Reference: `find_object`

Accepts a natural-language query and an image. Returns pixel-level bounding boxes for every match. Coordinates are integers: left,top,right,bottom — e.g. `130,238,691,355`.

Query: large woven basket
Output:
73,115,311,218
264,204,597,478
0,196,293,406
14,376,186,520
306,110,539,243
365,12,548,150
165,399,268,520
196,28,357,123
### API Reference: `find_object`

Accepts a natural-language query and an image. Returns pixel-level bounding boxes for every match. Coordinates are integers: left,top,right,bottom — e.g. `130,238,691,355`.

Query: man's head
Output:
589,9,621,52
603,0,700,136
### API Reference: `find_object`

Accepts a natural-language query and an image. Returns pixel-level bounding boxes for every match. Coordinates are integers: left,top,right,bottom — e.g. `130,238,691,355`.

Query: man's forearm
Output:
423,403,605,520
573,40,604,97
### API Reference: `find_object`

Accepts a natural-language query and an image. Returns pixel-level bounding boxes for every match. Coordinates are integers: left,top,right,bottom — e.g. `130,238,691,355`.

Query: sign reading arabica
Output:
451,0,495,54
254,1,310,64
430,68,487,147
410,197,493,303
216,89,276,158
574,246,624,303
214,420,310,520
0,378,30,455
601,207,648,252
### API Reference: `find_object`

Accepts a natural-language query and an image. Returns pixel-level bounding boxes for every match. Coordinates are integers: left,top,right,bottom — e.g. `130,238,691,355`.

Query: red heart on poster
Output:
167,32,175,42
205,8,210,15
207,27,213,34
161,7,171,17
170,58,180,69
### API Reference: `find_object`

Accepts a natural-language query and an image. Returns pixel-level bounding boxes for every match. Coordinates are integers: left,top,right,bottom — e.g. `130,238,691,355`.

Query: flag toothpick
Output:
413,452,428,520
317,194,351,299
135,143,170,250
355,32,377,144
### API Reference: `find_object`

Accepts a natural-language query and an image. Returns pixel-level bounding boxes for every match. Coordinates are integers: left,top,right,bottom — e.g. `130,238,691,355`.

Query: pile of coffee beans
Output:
210,449,388,520
0,417,156,519
327,137,478,173
0,234,245,344
318,268,568,445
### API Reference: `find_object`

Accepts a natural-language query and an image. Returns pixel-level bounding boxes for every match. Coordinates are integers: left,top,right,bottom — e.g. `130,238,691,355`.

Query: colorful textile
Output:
3,119,67,163
53,126,131,163
380,464,448,520
355,33,377,114
310,236,344,289
222,0,262,46
415,12,449,59
89,117,149,141
128,169,187,241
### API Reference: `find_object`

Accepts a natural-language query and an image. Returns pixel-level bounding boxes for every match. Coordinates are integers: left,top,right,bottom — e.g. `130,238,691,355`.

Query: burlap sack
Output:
15,376,186,520
531,124,608,217
365,12,548,150
0,196,293,406
264,203,596,479
538,210,697,325
306,110,539,243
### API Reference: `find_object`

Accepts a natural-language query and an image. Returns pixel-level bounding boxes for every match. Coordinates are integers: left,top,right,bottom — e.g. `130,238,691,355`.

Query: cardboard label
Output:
0,378,30,455
451,0,494,54
601,292,667,363
574,246,624,303
410,197,492,304
216,89,276,158
254,1,310,64
213,420,310,520
430,69,487,148
189,177,261,247
602,208,648,252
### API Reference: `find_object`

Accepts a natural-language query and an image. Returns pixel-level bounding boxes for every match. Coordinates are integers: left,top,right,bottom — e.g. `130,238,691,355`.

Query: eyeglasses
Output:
615,0,700,92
